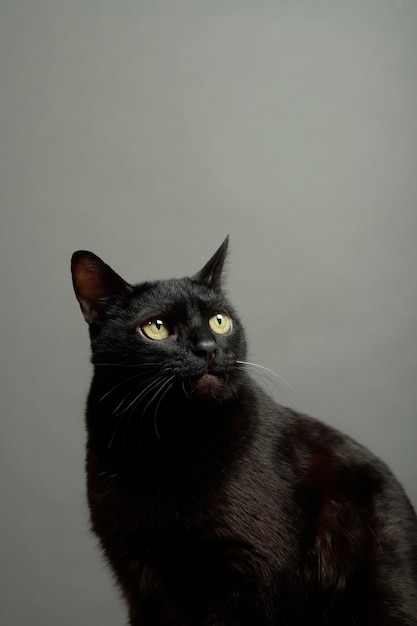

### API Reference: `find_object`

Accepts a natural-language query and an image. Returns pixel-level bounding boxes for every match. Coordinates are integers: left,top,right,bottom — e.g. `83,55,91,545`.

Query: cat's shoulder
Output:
255,388,396,498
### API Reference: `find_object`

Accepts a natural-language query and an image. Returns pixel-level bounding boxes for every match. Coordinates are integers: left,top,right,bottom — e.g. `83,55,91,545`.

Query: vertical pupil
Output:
216,314,223,325
155,320,163,330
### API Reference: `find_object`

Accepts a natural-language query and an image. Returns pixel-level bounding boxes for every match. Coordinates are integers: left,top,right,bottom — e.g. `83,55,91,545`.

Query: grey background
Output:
1,1,416,624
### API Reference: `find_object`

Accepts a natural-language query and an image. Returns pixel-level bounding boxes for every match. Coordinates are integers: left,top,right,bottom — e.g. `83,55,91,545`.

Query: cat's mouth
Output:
182,360,237,401
188,372,226,399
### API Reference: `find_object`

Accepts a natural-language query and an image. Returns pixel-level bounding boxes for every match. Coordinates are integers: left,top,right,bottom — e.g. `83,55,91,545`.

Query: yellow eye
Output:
208,312,232,335
141,319,170,341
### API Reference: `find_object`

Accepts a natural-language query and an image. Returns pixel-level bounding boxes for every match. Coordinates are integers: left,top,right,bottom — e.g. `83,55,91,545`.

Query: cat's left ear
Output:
191,236,229,290
71,251,132,324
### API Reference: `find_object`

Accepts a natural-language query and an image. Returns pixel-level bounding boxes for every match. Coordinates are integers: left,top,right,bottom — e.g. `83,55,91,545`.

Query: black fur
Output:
72,238,417,625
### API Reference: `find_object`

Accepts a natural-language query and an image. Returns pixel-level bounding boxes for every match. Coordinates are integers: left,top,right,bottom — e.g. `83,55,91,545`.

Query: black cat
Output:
71,237,417,625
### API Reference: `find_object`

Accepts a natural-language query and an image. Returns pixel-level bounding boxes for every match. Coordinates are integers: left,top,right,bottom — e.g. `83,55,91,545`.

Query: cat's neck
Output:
87,371,257,481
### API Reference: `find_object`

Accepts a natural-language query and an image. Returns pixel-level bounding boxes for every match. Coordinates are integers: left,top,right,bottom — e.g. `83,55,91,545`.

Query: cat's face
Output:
71,238,247,405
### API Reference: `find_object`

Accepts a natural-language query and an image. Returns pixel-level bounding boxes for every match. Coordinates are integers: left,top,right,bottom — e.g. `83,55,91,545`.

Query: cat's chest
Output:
88,438,299,577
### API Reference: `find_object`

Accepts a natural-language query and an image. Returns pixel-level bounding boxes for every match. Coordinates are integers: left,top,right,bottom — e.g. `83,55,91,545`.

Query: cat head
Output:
71,237,247,405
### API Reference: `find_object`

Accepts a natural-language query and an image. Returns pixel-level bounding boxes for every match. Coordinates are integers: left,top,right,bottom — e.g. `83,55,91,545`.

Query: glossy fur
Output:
71,238,417,625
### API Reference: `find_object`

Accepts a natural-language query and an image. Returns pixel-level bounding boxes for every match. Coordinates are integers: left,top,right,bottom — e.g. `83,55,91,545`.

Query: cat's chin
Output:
192,374,225,399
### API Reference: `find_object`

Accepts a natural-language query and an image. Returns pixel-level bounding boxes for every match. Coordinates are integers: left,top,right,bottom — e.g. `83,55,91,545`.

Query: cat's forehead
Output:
129,277,225,317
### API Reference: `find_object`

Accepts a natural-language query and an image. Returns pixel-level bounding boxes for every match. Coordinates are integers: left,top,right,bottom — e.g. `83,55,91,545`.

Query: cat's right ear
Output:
71,251,132,324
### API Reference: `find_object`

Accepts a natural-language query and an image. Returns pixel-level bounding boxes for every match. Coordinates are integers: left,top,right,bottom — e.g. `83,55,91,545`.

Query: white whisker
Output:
98,372,147,404
236,360,293,405
107,373,173,449
181,381,191,400
153,376,175,439
236,360,292,389
140,376,173,420
115,376,166,416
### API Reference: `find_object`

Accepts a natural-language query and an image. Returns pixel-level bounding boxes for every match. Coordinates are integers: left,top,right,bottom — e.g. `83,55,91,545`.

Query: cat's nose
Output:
191,338,217,361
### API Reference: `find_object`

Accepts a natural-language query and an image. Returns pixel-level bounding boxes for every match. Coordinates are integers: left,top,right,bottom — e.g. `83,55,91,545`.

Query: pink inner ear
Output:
72,258,106,323
75,261,104,302
72,251,131,324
